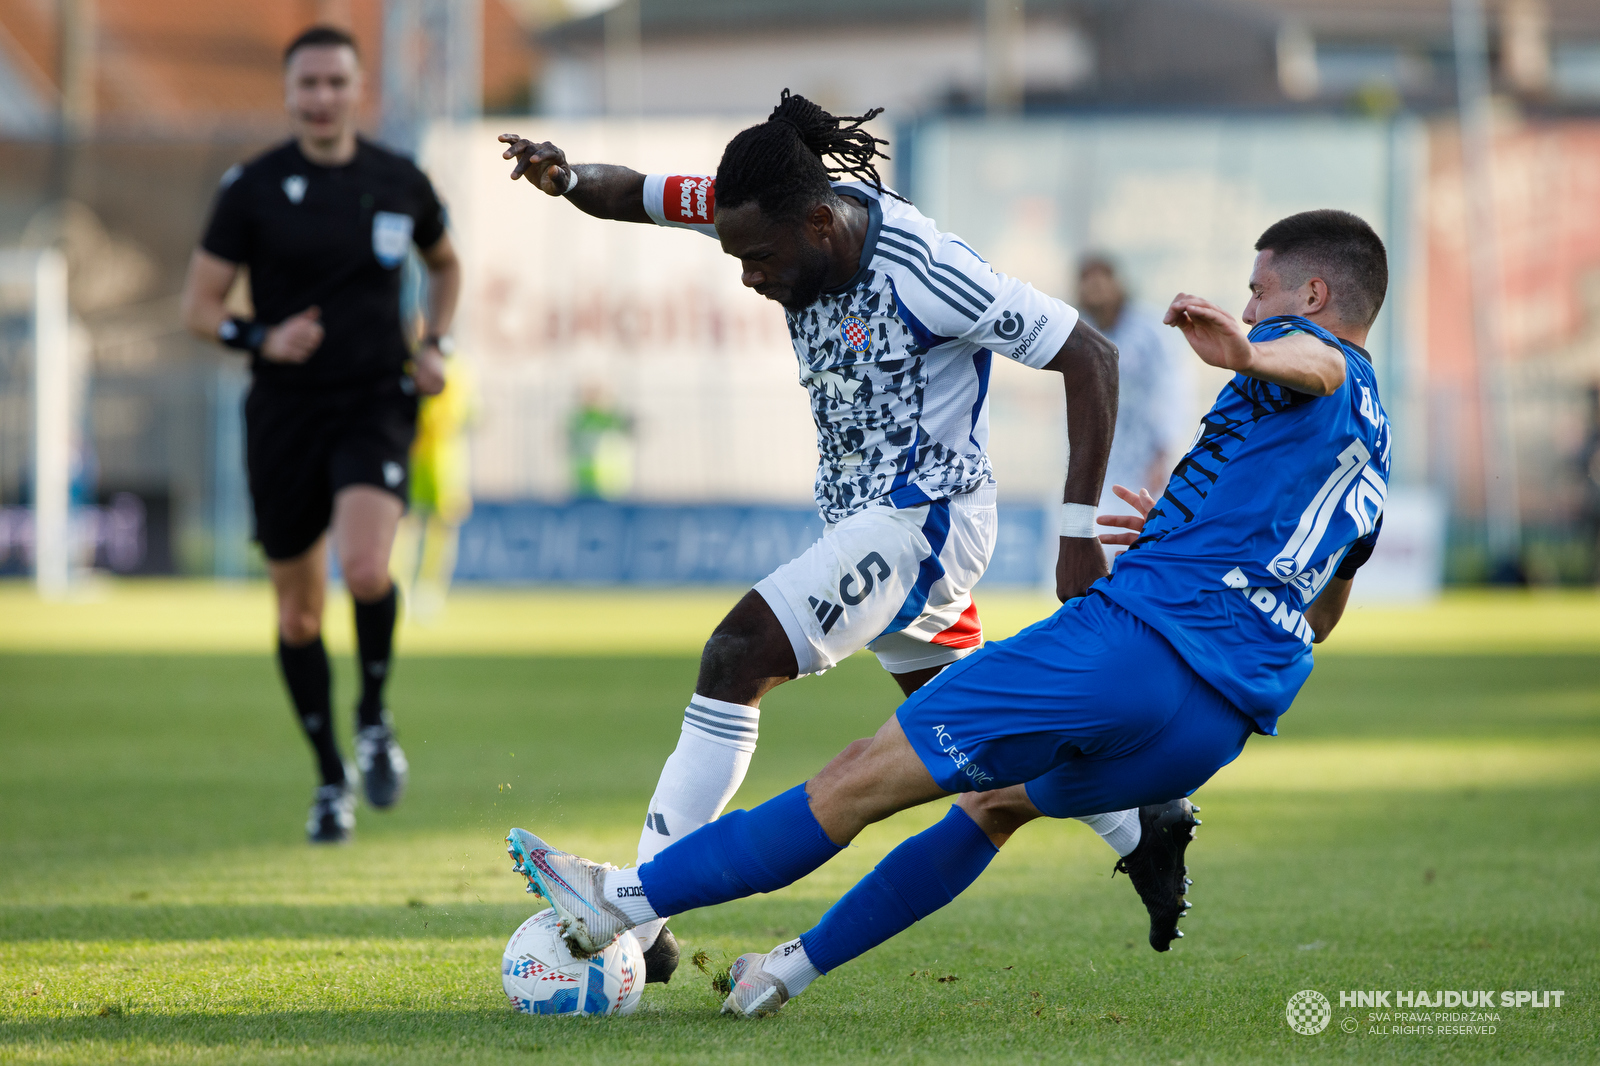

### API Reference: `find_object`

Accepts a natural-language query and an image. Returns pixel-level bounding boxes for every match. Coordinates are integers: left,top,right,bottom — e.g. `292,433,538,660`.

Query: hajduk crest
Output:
840,316,871,353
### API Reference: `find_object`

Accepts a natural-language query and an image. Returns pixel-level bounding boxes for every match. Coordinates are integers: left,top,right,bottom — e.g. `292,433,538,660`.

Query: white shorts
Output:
756,486,997,675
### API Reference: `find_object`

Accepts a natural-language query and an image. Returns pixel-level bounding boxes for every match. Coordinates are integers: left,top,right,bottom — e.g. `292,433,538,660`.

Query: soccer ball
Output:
501,908,644,1017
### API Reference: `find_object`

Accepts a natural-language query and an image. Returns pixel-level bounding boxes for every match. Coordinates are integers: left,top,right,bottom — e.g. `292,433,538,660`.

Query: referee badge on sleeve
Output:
372,212,414,268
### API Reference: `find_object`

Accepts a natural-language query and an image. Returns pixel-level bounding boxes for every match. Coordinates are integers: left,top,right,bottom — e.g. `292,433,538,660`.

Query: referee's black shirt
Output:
201,137,446,392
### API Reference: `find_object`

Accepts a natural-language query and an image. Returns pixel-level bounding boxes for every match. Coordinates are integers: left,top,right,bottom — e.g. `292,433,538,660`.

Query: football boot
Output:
354,720,408,809
1112,798,1201,951
720,951,790,1018
506,828,633,956
641,925,681,984
306,780,355,844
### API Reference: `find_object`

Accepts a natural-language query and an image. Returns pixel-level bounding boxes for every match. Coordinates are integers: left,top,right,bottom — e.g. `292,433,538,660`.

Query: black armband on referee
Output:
217,317,267,354
1334,517,1382,580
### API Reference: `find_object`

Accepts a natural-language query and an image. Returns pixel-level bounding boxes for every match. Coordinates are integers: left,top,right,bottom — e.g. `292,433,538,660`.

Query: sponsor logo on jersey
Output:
282,175,308,204
665,176,715,224
372,212,414,269
840,315,871,353
995,310,1025,340
1234,582,1314,646
807,595,844,635
1008,313,1052,360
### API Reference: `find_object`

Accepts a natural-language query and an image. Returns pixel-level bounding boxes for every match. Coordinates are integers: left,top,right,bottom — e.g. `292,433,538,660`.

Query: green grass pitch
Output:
2,594,1598,1063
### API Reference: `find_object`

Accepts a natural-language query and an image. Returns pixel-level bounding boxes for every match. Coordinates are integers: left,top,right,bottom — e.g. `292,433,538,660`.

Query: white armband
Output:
560,167,579,195
1059,503,1099,539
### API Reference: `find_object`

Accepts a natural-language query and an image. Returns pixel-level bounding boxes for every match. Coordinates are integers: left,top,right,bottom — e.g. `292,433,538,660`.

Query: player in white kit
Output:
498,92,1190,983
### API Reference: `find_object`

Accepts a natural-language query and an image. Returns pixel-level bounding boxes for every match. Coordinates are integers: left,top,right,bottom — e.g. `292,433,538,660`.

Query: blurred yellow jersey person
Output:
410,356,475,524
394,355,476,620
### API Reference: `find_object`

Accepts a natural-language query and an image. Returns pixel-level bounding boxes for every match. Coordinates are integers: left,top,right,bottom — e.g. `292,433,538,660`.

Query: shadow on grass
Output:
0,902,535,942
0,1006,725,1054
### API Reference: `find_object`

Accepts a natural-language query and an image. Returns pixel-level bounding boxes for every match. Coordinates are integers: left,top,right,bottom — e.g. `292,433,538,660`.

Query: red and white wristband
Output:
1059,503,1099,539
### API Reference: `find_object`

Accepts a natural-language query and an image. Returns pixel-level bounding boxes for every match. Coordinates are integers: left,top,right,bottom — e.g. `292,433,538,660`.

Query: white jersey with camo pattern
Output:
643,174,1079,523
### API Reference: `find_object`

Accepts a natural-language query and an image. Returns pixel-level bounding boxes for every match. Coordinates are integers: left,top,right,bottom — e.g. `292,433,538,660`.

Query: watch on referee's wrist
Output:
423,333,456,356
217,316,266,354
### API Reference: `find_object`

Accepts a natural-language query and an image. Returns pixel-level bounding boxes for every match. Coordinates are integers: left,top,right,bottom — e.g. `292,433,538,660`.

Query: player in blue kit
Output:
506,209,1392,1014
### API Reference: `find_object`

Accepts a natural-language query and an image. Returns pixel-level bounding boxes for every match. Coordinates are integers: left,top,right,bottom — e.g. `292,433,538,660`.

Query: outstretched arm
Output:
498,134,651,224
1042,318,1119,601
1164,294,1345,397
1303,577,1352,643
1303,518,1380,642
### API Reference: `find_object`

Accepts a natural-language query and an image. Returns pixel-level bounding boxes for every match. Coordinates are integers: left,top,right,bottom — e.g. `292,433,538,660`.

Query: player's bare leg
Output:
268,537,353,842
333,486,409,809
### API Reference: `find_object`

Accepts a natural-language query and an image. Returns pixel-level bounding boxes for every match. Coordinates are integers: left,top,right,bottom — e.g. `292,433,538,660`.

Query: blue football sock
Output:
800,804,998,974
638,783,843,917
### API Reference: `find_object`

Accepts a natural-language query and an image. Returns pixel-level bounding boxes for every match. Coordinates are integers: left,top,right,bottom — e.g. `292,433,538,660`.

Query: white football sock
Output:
632,695,759,948
764,938,822,998
1076,809,1141,856
603,868,661,926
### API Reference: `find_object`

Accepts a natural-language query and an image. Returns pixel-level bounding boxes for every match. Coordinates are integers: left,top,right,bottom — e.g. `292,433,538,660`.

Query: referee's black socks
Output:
277,636,346,787
354,585,397,729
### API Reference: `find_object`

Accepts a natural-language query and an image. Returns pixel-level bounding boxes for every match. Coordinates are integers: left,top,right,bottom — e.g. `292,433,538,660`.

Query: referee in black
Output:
180,25,460,843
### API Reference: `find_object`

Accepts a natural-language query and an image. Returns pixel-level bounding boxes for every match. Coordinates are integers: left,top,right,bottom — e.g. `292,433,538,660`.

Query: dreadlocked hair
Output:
715,89,904,222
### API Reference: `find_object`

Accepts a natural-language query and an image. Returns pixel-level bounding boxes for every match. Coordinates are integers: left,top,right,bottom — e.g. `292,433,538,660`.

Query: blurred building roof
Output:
539,0,1288,116
0,0,536,138
1251,0,1600,42
537,0,1600,116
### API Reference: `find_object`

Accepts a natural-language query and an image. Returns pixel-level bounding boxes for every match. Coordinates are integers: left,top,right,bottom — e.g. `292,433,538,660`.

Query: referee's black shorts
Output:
244,377,418,561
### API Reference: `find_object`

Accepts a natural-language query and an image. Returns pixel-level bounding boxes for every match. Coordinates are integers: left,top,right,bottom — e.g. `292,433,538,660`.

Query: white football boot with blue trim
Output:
721,951,790,1018
506,828,633,956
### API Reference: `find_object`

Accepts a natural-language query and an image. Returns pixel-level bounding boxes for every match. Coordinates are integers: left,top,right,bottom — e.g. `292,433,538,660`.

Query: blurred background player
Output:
393,348,476,623
499,91,1160,983
1075,254,1193,549
179,25,460,843
568,382,635,500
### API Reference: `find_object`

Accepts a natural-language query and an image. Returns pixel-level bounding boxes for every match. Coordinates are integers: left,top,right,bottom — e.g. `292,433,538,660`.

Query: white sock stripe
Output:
686,698,758,724
682,701,759,750
684,707,758,735
681,717,758,751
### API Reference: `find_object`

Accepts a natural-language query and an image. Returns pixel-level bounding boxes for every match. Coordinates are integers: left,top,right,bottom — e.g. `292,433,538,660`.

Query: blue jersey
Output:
1097,316,1391,733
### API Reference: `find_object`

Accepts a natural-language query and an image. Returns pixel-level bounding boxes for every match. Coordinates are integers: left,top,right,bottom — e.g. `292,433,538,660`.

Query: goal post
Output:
0,248,72,598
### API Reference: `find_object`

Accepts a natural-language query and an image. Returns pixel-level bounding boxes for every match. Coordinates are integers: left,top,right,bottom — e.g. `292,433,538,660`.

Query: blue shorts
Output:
896,592,1255,819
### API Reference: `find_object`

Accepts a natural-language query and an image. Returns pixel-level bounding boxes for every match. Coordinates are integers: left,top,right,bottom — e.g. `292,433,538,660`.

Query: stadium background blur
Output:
0,0,1599,592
